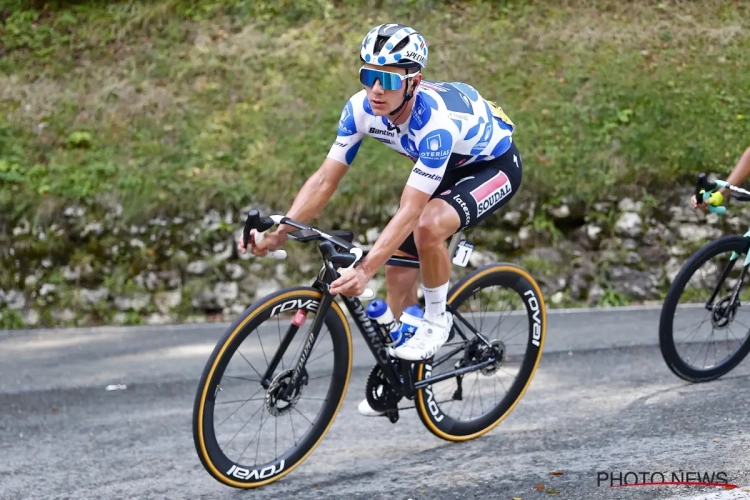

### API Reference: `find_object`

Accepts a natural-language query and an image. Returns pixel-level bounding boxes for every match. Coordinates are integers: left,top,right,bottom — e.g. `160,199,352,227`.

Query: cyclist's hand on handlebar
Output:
330,266,371,297
237,229,287,257
690,194,709,212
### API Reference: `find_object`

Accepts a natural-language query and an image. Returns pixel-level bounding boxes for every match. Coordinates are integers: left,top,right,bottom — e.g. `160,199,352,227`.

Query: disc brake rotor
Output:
265,369,302,417
479,339,506,376
711,296,739,329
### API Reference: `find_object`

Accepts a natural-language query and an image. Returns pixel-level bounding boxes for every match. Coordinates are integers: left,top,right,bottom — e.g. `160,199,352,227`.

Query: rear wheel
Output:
413,263,546,441
192,286,352,489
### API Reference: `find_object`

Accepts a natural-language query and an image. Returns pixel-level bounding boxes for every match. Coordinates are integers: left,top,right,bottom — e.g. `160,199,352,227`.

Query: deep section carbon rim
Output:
193,287,352,488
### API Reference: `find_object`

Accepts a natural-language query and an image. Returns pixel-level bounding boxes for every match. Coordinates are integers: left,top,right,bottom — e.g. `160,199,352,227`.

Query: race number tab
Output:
452,239,474,267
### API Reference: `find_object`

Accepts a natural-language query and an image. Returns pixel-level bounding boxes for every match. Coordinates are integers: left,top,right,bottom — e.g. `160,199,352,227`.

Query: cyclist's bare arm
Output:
723,146,750,196
360,186,431,277
276,157,349,236
239,157,348,255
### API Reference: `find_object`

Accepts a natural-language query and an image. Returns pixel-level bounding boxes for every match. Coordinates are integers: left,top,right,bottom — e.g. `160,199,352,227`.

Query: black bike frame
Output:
250,212,496,399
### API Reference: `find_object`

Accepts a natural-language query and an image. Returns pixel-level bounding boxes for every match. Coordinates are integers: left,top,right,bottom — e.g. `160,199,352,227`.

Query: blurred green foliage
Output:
1,0,749,227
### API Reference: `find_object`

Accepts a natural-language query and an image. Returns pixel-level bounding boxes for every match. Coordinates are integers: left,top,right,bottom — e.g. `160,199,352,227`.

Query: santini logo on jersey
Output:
369,127,395,137
414,167,442,182
470,171,512,217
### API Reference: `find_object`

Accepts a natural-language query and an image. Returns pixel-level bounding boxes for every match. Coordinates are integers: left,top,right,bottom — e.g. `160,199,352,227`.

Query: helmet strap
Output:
386,68,417,131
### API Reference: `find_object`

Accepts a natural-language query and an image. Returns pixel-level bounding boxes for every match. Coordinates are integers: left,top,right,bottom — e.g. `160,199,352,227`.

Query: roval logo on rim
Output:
422,364,445,422
227,460,286,481
270,299,319,316
524,289,542,347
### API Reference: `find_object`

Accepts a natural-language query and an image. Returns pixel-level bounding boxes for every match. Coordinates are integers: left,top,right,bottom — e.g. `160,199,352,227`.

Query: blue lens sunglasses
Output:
359,66,421,91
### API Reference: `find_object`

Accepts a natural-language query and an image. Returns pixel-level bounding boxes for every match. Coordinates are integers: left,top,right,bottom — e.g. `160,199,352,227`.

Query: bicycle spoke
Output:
215,397,265,406
223,375,262,383
216,386,264,428
224,402,264,450
237,348,265,381
257,326,270,369
292,406,314,426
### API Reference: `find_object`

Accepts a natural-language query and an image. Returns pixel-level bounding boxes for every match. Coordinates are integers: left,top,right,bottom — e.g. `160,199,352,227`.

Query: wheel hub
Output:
711,296,739,329
265,369,302,417
479,339,505,376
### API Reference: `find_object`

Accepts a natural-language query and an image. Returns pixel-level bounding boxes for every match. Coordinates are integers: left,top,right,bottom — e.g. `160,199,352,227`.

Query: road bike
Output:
192,209,547,489
659,173,750,382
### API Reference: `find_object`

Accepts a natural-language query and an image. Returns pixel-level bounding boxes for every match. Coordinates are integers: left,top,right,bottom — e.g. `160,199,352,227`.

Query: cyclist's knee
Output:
414,200,460,248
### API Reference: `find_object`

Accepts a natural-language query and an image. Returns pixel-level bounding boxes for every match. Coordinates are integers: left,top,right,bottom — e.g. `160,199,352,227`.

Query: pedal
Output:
385,408,399,424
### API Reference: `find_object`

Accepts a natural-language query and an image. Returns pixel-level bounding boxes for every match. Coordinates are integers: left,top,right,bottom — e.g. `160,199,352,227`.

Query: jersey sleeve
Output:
326,92,366,166
405,99,461,195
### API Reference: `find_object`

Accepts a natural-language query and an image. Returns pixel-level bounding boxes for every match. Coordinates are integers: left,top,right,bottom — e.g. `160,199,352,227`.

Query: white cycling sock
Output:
423,280,450,322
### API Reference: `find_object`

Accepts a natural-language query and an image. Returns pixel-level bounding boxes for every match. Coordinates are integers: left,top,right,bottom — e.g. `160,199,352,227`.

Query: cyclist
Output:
692,146,750,210
239,23,523,415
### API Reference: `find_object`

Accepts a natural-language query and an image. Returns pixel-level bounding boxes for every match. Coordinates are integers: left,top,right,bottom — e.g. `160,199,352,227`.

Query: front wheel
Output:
659,235,750,383
413,263,546,441
192,286,352,489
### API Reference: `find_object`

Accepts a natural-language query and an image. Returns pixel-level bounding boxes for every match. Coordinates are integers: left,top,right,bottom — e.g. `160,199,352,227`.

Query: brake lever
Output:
242,210,287,260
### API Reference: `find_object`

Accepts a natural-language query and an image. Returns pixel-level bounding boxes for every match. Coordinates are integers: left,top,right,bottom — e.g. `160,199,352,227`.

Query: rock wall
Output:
1,187,742,329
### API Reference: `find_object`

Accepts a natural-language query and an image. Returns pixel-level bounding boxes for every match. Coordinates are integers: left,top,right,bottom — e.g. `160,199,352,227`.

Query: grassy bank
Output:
2,0,749,229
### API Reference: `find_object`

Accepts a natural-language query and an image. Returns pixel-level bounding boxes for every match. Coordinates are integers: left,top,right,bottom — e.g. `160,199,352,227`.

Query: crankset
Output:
364,364,402,423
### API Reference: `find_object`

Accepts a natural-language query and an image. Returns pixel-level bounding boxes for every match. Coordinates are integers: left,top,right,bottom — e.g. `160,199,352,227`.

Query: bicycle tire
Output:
659,235,750,383
413,263,546,441
192,286,352,489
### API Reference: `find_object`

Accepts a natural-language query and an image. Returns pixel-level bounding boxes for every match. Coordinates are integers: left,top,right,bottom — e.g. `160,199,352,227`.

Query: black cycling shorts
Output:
397,140,523,258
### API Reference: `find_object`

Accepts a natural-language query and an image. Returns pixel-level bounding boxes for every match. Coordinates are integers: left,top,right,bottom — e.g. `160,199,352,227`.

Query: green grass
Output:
2,0,750,230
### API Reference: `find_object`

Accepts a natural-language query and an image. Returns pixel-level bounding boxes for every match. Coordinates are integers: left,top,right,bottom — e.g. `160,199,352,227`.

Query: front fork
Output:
706,250,748,311
261,286,333,401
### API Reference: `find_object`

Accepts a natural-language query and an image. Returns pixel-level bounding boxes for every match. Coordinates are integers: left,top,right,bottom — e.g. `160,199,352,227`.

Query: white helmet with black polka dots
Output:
359,23,428,69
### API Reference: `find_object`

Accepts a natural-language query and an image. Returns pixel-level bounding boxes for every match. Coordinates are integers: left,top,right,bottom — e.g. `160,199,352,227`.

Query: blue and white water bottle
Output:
366,299,400,345
397,305,424,347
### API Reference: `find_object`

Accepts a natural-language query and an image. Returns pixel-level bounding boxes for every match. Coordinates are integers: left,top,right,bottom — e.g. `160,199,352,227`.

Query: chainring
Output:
365,364,401,413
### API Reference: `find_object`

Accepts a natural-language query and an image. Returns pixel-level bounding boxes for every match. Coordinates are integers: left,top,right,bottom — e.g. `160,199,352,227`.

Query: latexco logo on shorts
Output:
452,194,470,227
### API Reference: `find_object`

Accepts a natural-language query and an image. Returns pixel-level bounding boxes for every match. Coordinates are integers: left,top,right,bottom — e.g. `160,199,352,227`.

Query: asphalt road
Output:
1,305,750,500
